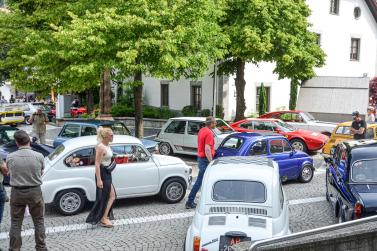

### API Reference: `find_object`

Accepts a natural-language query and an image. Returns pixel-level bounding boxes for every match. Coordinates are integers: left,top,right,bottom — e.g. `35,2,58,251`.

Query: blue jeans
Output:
0,184,5,225
187,157,209,204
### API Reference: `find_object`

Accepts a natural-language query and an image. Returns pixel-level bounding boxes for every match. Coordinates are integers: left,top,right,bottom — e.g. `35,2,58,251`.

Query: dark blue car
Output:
325,139,377,222
53,120,158,152
215,132,314,183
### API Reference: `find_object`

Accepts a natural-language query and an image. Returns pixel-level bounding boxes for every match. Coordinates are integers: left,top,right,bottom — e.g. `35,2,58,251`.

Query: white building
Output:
141,0,377,122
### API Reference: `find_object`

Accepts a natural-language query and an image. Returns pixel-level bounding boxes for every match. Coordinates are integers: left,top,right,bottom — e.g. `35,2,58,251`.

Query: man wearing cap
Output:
7,130,47,251
28,107,48,144
186,116,216,209
351,111,367,139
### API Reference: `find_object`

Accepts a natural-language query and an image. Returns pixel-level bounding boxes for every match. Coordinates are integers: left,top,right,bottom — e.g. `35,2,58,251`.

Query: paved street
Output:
0,124,337,250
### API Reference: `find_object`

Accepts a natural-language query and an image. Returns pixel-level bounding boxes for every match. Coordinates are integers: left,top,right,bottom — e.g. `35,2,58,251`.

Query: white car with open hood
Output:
185,157,289,251
156,117,234,156
42,135,192,215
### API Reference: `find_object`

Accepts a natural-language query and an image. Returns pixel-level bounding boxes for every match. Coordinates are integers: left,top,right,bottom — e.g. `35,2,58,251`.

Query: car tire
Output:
25,116,31,125
290,139,308,152
54,189,86,216
160,178,186,204
298,165,314,183
159,142,173,155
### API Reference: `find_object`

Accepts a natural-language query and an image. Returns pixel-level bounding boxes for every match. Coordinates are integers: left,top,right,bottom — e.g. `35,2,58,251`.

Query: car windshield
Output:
48,144,65,161
103,123,131,135
275,120,294,132
351,159,377,182
213,119,234,135
301,112,317,121
212,180,266,203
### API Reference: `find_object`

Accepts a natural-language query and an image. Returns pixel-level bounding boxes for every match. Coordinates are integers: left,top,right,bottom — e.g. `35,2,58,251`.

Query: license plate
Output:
219,236,251,251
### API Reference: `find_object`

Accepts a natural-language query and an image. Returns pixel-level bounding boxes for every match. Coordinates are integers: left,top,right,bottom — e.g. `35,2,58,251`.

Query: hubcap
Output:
166,182,183,201
292,141,304,151
302,166,313,181
60,192,81,213
160,143,171,155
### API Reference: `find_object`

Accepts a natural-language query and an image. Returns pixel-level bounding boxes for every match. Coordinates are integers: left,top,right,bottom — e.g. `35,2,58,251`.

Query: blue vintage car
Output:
53,120,158,152
215,132,314,182
325,139,377,222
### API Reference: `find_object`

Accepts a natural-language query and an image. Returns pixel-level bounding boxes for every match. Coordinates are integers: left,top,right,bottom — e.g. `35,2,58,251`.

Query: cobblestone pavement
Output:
0,124,337,250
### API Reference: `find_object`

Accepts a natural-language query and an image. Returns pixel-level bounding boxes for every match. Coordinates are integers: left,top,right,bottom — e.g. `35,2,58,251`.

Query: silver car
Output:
156,117,234,156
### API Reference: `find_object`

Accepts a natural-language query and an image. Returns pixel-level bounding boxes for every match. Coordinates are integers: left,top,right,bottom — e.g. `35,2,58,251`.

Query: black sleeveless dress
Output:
86,162,115,225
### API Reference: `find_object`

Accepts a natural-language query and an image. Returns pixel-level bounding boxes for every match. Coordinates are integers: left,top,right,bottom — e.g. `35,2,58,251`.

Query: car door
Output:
184,121,205,153
54,124,81,148
111,144,159,196
159,120,186,152
267,139,298,179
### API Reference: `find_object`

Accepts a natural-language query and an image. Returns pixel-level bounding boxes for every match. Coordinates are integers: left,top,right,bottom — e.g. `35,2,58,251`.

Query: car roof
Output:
245,118,280,122
170,117,222,121
206,156,276,183
64,120,122,126
62,135,142,149
225,132,284,142
342,140,377,162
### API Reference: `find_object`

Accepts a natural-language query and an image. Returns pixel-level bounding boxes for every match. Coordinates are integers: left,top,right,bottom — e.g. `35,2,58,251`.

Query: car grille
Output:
209,206,268,216
208,216,226,225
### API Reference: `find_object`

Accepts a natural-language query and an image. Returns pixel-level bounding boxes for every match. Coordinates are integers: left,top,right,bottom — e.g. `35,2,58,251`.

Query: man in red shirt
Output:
186,116,216,209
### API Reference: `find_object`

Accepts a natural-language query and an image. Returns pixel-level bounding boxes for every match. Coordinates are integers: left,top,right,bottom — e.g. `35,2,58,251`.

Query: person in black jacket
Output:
351,111,367,140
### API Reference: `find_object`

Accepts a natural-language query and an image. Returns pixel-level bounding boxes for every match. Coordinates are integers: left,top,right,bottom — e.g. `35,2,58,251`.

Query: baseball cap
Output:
352,111,360,116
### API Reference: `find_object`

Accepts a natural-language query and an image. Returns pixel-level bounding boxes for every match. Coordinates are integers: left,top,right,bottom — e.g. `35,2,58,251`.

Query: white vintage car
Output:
156,117,234,156
42,135,192,215
185,157,289,251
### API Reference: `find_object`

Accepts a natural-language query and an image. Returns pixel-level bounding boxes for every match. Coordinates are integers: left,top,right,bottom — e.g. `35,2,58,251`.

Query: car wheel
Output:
25,116,31,125
159,142,173,155
160,178,186,204
290,139,308,152
54,189,86,216
299,165,314,183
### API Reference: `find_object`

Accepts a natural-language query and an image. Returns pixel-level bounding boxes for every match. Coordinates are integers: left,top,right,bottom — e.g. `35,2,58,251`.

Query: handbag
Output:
104,156,117,172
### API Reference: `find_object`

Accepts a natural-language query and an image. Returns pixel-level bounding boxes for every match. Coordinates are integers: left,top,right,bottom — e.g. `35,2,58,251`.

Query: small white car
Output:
42,135,192,215
156,117,234,156
185,157,289,251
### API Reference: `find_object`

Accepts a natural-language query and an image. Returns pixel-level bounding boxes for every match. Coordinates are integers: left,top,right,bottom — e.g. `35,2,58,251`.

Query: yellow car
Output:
0,104,25,126
322,121,377,154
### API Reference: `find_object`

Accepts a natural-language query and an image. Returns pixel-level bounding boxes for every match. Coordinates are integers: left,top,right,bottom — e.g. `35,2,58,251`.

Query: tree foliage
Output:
219,0,326,120
369,77,377,100
258,83,267,116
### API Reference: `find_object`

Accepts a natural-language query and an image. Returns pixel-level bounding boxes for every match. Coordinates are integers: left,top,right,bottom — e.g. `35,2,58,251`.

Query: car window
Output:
214,119,234,134
365,128,374,139
165,120,186,134
335,126,351,135
221,137,243,149
212,180,266,203
110,144,149,164
351,159,377,182
81,126,97,136
61,124,81,138
269,139,284,154
279,113,303,122
240,122,253,130
110,123,131,135
0,129,17,144
282,139,292,152
249,141,267,156
48,144,65,161
187,121,205,135
279,113,292,121
253,121,270,131
264,121,277,131
64,148,95,167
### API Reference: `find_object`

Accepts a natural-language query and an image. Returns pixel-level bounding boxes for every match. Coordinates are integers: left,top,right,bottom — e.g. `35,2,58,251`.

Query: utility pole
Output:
213,61,218,117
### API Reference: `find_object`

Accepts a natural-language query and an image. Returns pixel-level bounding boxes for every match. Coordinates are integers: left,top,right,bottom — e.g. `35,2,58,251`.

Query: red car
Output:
231,118,328,152
70,107,87,117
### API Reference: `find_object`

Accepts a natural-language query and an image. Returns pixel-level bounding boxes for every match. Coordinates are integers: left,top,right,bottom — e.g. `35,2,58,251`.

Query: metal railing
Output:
249,215,377,251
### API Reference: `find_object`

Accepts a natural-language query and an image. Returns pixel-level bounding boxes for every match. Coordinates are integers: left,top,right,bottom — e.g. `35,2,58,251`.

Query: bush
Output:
111,104,135,117
143,106,159,118
159,107,178,119
182,105,198,116
201,109,211,117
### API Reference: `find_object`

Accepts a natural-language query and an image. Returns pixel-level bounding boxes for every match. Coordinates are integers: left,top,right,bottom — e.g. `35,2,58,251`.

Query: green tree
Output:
219,0,325,121
289,79,299,110
0,0,227,137
258,83,267,116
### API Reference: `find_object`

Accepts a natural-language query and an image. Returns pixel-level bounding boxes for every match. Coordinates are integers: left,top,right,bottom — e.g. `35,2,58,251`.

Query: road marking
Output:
289,196,326,205
0,196,327,239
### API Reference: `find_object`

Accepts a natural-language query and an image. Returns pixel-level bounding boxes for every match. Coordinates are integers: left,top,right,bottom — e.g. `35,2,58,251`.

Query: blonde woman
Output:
86,127,116,227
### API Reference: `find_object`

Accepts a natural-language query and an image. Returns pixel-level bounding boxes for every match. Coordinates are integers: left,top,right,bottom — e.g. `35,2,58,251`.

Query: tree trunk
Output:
134,72,144,138
289,79,298,110
87,89,94,113
235,59,246,121
99,69,112,115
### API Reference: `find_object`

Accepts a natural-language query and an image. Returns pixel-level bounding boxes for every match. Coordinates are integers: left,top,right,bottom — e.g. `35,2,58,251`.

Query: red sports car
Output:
70,107,87,117
231,118,329,152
